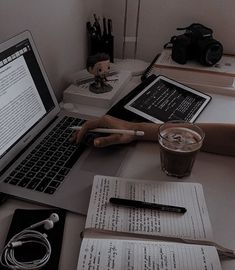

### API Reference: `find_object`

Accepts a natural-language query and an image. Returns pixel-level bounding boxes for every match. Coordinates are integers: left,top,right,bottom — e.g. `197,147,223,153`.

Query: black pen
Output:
109,198,187,214
103,17,107,37
107,19,112,37
93,14,101,39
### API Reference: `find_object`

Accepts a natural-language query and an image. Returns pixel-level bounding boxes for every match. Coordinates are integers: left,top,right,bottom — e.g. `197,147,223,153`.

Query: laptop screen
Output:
0,31,59,169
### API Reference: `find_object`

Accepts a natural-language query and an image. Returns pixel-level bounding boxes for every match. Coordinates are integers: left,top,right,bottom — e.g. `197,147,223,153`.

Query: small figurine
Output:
86,53,113,94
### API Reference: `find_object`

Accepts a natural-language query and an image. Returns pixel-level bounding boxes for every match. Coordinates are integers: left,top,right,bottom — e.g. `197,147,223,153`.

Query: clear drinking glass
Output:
158,121,205,178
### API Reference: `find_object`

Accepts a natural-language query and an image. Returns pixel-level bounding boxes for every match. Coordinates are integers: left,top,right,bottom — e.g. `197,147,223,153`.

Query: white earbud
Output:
29,213,59,230
42,219,54,230
49,213,59,223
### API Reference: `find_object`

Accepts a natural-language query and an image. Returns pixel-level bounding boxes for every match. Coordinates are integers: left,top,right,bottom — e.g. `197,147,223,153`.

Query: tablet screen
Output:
124,75,211,123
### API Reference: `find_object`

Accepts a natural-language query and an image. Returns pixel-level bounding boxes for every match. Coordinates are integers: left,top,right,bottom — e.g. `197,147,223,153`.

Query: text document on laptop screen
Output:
0,56,46,157
0,35,56,163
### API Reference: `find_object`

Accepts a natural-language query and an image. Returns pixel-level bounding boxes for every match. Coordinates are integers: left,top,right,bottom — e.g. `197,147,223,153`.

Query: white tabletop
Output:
61,73,235,269
62,74,235,124
118,141,235,270
1,75,235,270
1,141,234,270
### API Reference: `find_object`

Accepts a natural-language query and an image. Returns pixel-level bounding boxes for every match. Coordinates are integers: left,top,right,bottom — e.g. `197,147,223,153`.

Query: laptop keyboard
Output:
3,116,86,195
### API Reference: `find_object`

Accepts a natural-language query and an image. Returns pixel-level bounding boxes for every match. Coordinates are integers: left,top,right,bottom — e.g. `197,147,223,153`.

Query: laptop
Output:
0,30,130,215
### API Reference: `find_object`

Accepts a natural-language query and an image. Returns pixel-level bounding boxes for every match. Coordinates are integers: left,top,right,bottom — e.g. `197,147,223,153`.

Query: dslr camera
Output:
165,23,223,66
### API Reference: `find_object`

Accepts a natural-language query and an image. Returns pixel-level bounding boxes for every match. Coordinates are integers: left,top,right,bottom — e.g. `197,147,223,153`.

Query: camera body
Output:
168,23,223,66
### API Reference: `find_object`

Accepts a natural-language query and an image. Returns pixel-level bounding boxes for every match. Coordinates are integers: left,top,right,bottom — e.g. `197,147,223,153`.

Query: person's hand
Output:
71,115,139,147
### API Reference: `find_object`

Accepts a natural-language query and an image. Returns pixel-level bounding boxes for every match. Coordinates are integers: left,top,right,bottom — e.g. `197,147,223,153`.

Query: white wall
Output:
104,0,234,62
137,0,234,61
0,0,103,100
0,0,234,99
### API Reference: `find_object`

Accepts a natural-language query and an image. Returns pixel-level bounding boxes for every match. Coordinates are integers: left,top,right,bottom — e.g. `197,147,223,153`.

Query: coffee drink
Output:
158,122,204,177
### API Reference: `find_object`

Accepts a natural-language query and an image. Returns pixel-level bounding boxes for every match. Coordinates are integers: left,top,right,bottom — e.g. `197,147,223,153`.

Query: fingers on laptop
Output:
71,115,134,147
93,134,120,147
93,132,134,147
72,117,105,144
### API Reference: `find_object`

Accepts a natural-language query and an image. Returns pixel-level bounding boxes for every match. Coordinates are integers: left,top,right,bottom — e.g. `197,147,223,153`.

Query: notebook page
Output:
85,175,213,241
77,238,221,270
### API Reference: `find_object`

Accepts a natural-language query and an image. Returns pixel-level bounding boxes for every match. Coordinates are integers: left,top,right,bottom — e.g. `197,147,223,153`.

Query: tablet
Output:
124,75,211,123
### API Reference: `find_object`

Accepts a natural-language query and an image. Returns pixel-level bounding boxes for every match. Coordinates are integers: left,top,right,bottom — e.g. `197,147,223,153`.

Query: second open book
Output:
77,175,235,270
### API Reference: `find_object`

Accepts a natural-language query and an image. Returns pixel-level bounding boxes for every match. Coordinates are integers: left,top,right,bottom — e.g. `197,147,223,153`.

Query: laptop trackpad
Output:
80,145,129,175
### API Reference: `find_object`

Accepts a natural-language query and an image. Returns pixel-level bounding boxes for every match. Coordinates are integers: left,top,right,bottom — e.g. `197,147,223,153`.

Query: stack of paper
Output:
63,70,131,108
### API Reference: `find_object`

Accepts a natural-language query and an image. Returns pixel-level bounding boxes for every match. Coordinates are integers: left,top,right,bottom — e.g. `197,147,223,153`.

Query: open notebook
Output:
76,175,235,270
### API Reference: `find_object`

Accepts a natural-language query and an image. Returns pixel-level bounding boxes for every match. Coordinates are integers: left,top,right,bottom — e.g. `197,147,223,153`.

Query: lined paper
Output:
77,238,221,270
85,175,213,241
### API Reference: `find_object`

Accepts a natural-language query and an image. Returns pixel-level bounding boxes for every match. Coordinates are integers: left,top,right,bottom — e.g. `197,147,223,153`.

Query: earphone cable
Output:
0,229,51,270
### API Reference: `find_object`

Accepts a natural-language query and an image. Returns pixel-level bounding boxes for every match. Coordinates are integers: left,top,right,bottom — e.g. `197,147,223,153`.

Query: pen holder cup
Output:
88,35,114,63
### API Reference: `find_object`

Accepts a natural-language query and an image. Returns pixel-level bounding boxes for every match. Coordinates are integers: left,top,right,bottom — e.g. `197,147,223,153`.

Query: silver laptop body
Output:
0,30,129,215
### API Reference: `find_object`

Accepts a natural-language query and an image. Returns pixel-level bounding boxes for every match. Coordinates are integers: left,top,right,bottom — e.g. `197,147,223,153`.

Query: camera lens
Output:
205,43,223,65
200,40,223,66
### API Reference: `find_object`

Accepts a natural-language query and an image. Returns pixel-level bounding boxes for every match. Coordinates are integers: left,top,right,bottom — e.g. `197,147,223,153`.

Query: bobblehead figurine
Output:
86,53,113,94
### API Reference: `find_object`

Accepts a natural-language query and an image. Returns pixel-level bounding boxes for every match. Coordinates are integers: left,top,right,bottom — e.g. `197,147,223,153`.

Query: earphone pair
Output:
0,212,60,269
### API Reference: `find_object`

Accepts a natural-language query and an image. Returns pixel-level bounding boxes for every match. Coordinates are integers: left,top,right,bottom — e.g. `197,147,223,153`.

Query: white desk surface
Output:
1,76,235,270
62,75,235,124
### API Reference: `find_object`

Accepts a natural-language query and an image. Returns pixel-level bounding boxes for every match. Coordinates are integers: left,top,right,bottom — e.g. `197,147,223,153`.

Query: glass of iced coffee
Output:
158,121,205,178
